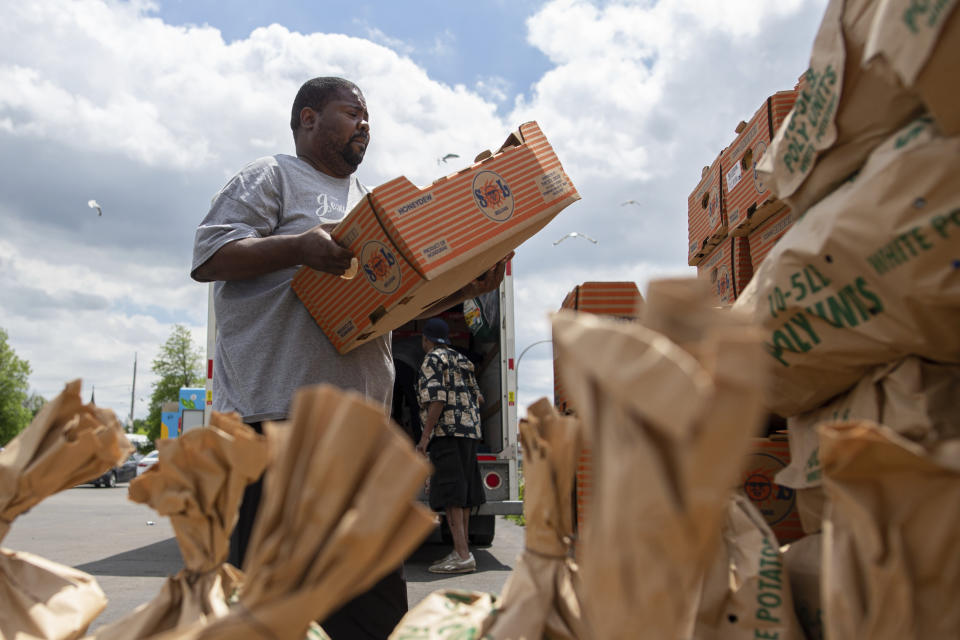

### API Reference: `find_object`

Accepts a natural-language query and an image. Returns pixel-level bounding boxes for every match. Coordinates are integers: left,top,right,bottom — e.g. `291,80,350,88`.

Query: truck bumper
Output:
475,500,523,516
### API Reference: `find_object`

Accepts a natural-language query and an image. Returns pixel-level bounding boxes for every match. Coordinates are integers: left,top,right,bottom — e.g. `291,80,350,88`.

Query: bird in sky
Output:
621,199,642,207
87,200,103,216
553,231,598,246
437,153,460,165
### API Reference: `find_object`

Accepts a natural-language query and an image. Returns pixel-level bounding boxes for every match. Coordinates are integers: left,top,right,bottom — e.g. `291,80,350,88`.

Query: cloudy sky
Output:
0,0,828,423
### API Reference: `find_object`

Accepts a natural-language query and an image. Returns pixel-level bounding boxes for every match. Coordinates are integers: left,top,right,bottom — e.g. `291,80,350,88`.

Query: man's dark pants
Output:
229,422,409,640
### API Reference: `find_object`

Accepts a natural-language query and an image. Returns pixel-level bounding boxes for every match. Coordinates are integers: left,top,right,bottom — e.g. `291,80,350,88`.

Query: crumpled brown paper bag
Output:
692,492,804,640
90,412,268,639
483,398,587,640
778,356,960,493
819,420,960,638
552,278,768,640
734,115,960,417
0,379,131,640
756,0,923,214
153,384,436,640
864,0,960,136
782,534,823,640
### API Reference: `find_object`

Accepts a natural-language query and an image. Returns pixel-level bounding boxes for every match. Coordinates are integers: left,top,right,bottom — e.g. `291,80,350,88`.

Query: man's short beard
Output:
342,149,363,169
341,142,366,170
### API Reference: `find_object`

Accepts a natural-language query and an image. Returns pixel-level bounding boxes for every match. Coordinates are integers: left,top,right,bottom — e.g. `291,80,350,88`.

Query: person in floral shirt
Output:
415,317,485,574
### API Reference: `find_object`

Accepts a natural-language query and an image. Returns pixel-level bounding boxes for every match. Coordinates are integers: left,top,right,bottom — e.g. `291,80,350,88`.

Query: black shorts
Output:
428,436,486,511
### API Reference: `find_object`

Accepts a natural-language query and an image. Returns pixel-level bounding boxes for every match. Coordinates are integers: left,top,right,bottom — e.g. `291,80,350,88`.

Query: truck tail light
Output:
484,471,502,490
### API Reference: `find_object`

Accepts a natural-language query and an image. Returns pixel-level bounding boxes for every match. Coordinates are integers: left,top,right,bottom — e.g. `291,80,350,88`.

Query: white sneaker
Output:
428,552,476,574
433,550,458,564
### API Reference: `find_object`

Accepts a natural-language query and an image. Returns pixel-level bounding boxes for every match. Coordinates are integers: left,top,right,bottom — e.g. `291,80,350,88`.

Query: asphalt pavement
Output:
3,485,525,633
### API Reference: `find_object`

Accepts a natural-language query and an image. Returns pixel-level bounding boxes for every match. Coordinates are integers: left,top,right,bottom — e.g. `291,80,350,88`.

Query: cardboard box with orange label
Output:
292,122,580,354
687,154,726,265
721,90,797,236
747,205,800,269
741,434,804,544
697,236,752,306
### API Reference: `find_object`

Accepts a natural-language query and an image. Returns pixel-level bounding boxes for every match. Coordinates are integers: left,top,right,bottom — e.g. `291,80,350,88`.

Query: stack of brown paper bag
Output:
153,384,436,640
735,115,960,417
756,0,936,214
731,3,960,635
0,380,131,639
552,278,768,640
91,412,268,639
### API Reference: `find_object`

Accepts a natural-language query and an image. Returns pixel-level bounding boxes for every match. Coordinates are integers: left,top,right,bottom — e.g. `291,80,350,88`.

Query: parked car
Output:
137,449,159,476
92,452,140,488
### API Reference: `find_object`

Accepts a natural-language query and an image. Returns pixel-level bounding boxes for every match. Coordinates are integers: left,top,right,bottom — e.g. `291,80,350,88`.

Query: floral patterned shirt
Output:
417,345,483,439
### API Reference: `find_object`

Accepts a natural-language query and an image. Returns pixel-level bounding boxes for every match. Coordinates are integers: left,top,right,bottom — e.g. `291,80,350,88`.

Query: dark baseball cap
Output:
423,318,451,345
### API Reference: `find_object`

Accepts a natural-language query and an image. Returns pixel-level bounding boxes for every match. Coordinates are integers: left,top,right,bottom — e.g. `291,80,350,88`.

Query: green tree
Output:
145,324,203,442
23,392,46,420
0,328,32,445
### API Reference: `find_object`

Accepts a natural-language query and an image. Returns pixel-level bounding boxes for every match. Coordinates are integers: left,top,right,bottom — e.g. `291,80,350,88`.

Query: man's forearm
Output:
416,284,476,319
415,253,513,319
419,402,444,446
192,236,305,282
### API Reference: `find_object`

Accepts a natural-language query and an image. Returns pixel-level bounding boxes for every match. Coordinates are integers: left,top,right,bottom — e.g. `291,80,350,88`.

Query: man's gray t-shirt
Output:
191,154,394,422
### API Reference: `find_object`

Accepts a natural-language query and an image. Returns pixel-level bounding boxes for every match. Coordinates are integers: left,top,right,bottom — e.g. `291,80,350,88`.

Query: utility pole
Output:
129,352,137,430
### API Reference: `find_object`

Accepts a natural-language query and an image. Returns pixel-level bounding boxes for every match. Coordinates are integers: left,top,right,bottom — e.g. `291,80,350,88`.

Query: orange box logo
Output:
360,241,402,294
472,170,515,221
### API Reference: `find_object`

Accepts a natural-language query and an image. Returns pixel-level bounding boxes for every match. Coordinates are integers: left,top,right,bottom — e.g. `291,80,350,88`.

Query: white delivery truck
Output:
202,267,523,545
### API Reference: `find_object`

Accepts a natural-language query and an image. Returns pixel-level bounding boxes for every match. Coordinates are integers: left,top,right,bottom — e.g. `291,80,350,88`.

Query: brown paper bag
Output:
0,549,109,640
0,380,131,639
820,420,960,638
734,115,960,417
485,398,588,639
782,534,823,640
91,412,267,639
777,357,960,496
154,384,436,640
692,493,804,640
864,0,960,135
755,0,924,214
552,278,768,640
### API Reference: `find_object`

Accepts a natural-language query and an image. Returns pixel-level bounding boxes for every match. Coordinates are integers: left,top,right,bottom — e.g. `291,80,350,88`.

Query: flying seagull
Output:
437,153,460,165
87,200,103,216
621,200,642,207
553,231,598,246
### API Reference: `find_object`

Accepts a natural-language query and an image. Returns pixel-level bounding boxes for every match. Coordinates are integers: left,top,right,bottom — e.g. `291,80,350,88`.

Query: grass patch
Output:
505,480,525,527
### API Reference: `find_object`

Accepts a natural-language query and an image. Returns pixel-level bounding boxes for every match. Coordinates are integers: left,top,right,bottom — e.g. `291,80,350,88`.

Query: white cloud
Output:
359,24,416,56
430,29,457,57
474,75,512,103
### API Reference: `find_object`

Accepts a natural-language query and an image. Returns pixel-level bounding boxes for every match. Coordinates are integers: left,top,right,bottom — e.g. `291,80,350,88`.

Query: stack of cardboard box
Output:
729,1,960,637
688,90,800,307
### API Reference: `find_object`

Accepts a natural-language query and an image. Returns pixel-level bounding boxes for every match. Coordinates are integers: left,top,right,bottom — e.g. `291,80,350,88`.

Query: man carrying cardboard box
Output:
191,76,507,640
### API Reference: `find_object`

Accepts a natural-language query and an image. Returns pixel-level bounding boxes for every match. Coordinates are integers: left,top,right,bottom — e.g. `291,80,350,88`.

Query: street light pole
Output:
515,339,553,396
128,352,137,431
